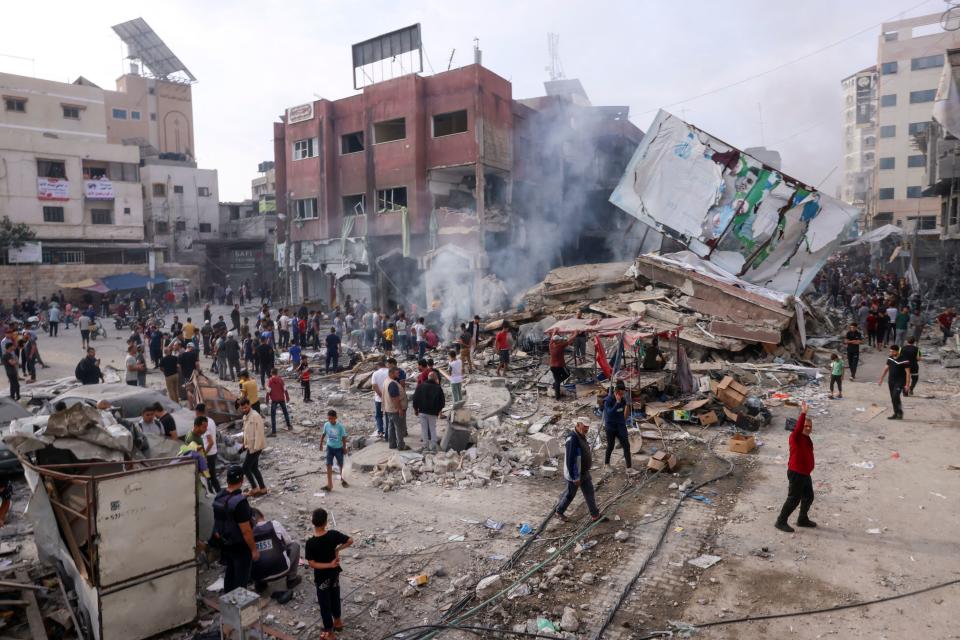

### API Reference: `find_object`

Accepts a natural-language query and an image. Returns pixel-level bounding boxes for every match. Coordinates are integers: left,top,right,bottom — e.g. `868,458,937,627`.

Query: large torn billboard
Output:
610,110,857,294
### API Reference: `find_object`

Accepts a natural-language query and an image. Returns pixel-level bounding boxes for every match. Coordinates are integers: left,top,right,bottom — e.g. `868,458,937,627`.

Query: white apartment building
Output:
871,12,960,232
0,73,146,270
140,160,219,265
840,66,877,218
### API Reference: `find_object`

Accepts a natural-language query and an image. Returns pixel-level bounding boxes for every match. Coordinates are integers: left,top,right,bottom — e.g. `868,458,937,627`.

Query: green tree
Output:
0,216,36,254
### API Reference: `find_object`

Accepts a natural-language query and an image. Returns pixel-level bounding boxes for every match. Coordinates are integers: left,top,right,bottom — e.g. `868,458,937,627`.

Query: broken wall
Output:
610,110,857,295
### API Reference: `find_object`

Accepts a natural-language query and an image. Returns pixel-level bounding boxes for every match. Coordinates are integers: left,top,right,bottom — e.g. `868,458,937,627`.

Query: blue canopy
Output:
100,272,168,291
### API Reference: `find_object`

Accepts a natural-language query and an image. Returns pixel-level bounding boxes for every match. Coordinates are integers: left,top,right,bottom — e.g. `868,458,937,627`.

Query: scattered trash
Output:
407,574,429,587
614,530,630,542
537,618,558,633
687,554,722,569
448,535,466,542
930,492,948,500
890,451,900,460
506,583,531,599
851,461,875,469
867,528,882,535
750,547,773,559
484,518,505,531
690,494,714,505
206,577,224,592
574,540,598,553
518,523,534,536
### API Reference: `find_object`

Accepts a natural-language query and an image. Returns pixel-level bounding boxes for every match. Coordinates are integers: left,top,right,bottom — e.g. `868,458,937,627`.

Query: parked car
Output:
0,397,31,475
50,384,195,437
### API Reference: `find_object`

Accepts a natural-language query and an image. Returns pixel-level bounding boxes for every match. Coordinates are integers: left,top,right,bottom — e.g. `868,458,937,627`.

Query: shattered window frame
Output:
376,186,408,213
342,193,366,216
340,131,364,154
293,137,318,160
373,117,407,144
295,197,319,220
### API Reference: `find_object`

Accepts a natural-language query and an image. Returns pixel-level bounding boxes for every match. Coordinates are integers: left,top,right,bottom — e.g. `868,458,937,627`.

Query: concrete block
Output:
528,432,562,458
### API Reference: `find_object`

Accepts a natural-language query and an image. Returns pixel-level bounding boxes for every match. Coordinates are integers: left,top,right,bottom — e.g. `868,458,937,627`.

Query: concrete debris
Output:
475,574,503,598
560,606,580,632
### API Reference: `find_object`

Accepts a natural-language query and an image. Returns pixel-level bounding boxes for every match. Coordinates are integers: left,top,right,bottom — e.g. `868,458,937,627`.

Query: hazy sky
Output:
0,0,948,200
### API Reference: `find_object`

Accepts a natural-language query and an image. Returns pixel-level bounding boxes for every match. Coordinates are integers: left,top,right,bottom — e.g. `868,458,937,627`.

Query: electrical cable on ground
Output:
593,441,735,639
632,576,960,639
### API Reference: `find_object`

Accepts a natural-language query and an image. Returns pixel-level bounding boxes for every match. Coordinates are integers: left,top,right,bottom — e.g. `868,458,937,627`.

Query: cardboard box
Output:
647,450,678,472
728,434,756,454
697,410,719,426
715,376,748,409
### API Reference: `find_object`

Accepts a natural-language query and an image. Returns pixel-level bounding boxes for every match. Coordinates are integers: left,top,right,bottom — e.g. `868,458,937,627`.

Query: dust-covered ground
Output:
3,303,960,639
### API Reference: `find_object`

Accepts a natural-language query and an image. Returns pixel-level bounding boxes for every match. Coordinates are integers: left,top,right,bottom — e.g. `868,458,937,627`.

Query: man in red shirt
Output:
775,401,816,532
495,325,512,376
937,307,956,345
266,367,291,436
548,332,570,400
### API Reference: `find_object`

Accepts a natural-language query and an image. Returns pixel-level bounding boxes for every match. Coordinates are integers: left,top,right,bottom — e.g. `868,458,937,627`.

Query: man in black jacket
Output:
256,337,275,388
75,348,104,385
412,370,445,452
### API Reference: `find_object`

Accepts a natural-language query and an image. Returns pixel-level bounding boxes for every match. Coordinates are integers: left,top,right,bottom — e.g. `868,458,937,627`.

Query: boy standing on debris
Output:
775,401,817,532
449,349,464,403
878,345,911,419
305,508,353,638
556,417,602,522
828,354,844,399
495,324,511,376
298,359,312,403
320,410,349,491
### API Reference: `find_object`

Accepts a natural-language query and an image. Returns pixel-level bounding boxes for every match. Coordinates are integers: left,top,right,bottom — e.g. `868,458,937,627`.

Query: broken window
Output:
176,220,187,231
342,194,366,216
293,138,318,160
341,131,364,154
377,187,407,212
37,159,66,179
230,206,240,220
373,118,406,143
295,197,319,220
153,183,167,197
155,221,169,233
433,110,468,137
199,223,212,232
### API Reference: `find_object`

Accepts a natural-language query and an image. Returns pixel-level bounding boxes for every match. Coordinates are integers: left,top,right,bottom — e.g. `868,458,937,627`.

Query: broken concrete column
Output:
441,424,473,452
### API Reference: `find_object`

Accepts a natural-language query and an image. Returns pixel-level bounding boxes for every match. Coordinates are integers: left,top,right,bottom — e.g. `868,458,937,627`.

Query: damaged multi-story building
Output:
272,25,643,317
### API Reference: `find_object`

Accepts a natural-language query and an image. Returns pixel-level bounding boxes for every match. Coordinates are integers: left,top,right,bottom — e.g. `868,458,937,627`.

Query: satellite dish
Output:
941,6,960,31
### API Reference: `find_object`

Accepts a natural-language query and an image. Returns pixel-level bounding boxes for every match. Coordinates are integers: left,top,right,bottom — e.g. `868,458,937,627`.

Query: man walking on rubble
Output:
555,417,603,523
879,344,911,419
548,332,570,400
844,322,863,380
603,380,635,474
370,358,389,440
775,401,817,533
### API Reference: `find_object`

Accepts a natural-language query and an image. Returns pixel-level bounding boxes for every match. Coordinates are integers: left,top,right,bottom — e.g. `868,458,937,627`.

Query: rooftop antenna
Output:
447,48,456,71
546,32,565,81
473,37,481,65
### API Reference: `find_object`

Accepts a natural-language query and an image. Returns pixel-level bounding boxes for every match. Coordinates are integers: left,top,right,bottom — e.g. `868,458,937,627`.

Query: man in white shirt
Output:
195,403,220,492
139,405,164,436
250,508,301,599
413,317,427,359
77,313,92,349
370,359,390,439
277,312,291,349
125,344,140,386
